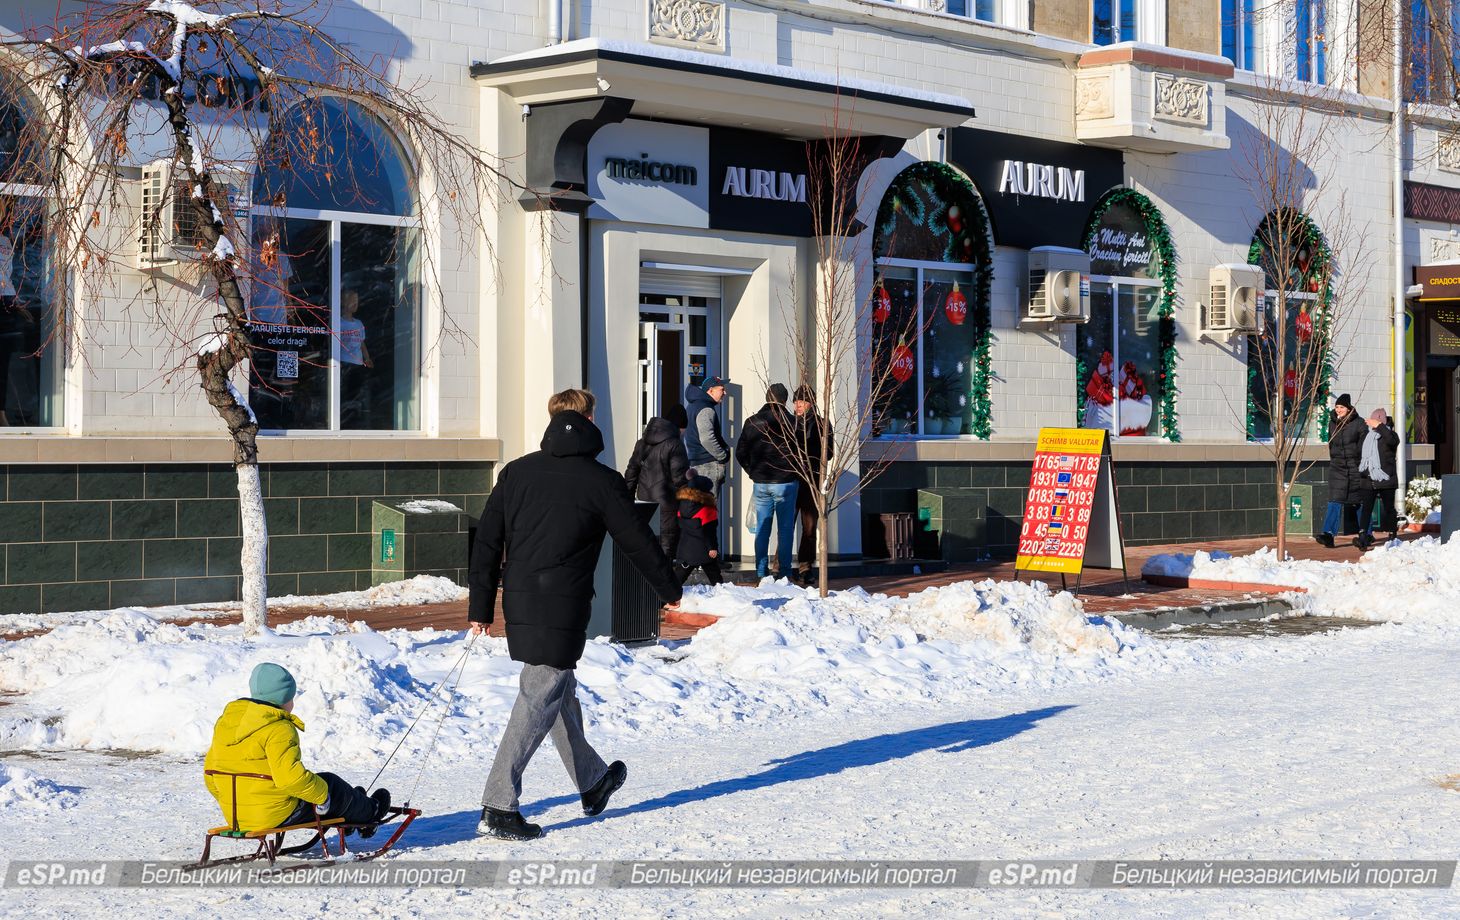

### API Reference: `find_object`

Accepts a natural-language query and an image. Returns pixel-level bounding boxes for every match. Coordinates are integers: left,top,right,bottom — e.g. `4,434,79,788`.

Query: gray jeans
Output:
481,663,608,812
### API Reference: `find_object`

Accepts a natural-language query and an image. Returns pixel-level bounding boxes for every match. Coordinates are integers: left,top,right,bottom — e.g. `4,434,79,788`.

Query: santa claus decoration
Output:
1295,302,1313,344
1082,350,1116,434
1117,360,1153,436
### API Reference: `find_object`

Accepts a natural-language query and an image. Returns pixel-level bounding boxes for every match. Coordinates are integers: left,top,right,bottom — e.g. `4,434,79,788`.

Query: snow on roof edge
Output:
484,38,975,113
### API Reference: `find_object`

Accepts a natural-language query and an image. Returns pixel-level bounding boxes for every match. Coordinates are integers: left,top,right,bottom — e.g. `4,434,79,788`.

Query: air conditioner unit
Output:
137,160,250,269
1025,246,1090,325
1204,263,1265,340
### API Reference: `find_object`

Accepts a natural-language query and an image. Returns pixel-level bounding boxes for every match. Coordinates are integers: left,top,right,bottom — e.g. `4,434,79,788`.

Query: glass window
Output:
1408,0,1460,103
1246,212,1329,441
249,101,420,432
1093,0,1137,44
0,75,62,429
1222,0,1257,69
947,0,998,21
1295,0,1326,83
873,270,921,435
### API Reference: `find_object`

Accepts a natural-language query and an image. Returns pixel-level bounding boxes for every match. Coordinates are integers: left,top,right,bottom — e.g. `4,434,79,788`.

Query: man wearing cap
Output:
1317,393,1366,547
203,662,390,831
683,376,731,491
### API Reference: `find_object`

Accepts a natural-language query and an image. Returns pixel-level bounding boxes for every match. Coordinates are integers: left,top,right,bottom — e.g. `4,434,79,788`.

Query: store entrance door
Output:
638,322,687,431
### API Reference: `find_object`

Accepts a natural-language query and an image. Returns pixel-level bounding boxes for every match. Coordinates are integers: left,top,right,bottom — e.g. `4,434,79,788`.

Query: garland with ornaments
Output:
1079,187,1181,441
1244,209,1335,441
872,162,995,437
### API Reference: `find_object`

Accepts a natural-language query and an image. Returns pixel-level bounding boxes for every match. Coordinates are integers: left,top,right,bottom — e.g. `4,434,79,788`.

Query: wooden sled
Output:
192,769,420,869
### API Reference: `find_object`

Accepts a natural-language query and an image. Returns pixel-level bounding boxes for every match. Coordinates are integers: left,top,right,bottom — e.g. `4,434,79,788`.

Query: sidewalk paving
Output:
0,531,1414,642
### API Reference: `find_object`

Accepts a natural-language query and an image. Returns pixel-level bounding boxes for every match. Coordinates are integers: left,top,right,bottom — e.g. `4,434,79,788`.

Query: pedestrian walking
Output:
674,471,723,586
1354,407,1400,549
791,385,833,587
623,403,690,558
468,388,682,841
683,376,731,491
736,383,799,579
1316,393,1366,548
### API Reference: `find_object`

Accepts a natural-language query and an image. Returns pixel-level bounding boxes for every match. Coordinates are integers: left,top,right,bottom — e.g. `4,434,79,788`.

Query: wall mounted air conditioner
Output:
1024,246,1090,325
137,160,249,269
1203,263,1265,341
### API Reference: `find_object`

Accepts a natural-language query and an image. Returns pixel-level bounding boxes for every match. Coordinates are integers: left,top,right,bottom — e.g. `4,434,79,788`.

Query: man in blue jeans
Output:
736,384,800,578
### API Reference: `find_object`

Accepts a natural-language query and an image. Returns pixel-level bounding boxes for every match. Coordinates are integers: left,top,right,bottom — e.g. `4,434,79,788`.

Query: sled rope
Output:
403,634,478,806
366,632,479,795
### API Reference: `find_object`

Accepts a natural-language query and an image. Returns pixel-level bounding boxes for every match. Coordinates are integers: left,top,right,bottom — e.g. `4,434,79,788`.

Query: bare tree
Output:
753,105,965,597
1235,88,1368,560
0,0,523,633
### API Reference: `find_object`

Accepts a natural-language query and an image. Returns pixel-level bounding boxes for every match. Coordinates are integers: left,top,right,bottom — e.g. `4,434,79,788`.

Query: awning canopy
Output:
471,38,976,141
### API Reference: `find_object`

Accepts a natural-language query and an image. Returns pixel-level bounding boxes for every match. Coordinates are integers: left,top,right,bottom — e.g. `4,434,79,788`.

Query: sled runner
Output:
192,770,420,868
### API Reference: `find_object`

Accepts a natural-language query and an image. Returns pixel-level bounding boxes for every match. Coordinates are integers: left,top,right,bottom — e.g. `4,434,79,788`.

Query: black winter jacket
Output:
683,385,729,467
675,486,719,567
1359,422,1400,491
624,416,689,557
468,411,682,668
794,410,833,486
735,403,798,484
1326,411,1368,505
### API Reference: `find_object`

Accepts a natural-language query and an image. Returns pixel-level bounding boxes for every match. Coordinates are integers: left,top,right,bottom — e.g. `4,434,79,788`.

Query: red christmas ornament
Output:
944,284,968,325
1295,304,1313,344
890,341,915,384
1283,366,1298,400
947,204,963,234
873,284,891,324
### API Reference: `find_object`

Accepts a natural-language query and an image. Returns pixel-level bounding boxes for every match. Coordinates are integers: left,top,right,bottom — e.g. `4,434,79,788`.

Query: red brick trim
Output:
1078,47,1235,79
1143,574,1307,594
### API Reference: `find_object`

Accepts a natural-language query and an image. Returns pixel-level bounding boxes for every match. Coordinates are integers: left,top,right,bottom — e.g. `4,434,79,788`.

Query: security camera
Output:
522,104,531,117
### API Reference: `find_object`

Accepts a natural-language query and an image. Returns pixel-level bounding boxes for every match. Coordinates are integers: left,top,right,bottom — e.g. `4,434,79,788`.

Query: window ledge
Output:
1406,101,1460,128
1225,69,1394,118
0,437,502,465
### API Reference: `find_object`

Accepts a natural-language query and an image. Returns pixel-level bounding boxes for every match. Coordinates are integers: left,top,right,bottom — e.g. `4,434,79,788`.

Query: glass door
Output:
638,321,687,430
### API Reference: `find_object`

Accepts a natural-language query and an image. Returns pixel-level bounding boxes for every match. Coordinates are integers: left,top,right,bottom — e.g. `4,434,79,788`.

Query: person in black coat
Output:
674,472,722,585
736,384,800,578
792,385,833,586
623,405,690,558
467,389,682,841
1354,407,1401,549
1318,393,1366,547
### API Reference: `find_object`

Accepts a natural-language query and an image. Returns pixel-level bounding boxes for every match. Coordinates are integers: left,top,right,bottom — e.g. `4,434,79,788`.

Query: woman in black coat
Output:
1354,408,1400,549
1317,393,1366,547
623,405,690,558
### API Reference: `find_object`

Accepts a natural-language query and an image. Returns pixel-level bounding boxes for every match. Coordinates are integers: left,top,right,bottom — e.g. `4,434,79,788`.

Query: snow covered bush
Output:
1404,476,1442,524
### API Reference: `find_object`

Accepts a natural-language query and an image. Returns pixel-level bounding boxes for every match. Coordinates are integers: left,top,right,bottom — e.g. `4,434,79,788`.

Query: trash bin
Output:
609,502,663,644
371,499,471,586
880,512,916,560
1285,483,1313,537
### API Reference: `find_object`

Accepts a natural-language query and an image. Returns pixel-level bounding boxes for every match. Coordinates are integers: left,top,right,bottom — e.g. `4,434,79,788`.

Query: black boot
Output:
370,789,392,822
478,807,542,841
581,761,627,817
1315,532,1335,548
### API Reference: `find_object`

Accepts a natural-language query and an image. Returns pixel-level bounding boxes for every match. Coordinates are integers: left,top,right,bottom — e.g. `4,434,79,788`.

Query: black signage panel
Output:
948,127,1125,249
708,127,817,237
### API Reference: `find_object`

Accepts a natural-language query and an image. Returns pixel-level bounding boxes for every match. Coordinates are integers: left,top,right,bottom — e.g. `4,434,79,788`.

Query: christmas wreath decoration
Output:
1080,187,1181,441
873,162,995,438
1244,209,1335,440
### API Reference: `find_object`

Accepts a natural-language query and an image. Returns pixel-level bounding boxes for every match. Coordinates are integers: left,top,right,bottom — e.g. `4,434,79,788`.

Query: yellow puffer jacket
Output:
203,699,329,831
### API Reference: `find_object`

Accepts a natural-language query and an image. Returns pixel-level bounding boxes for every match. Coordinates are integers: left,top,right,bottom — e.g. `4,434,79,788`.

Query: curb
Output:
1142,574,1308,594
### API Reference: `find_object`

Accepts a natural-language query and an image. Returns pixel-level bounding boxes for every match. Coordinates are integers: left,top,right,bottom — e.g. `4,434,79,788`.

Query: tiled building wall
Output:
0,461,492,615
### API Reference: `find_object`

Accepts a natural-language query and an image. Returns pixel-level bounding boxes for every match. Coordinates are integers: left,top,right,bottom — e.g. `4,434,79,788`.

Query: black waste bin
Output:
611,502,663,644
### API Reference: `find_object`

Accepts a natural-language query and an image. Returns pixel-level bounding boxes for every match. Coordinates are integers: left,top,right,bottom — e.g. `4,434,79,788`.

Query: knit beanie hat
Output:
249,662,297,707
1334,393,1353,410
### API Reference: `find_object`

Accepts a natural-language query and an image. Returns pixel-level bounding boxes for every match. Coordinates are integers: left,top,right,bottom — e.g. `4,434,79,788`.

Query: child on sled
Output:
203,662,391,831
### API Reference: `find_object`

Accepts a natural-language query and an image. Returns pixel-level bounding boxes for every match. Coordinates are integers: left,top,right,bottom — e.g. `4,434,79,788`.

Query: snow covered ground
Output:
1,548,1458,917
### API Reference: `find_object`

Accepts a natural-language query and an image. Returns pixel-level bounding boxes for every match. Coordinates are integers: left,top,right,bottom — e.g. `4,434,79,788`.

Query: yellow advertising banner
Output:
1016,428,1123,577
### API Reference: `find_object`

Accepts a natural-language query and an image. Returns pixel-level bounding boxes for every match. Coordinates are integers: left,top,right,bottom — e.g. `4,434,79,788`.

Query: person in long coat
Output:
1354,408,1400,549
1317,393,1366,547
623,403,690,558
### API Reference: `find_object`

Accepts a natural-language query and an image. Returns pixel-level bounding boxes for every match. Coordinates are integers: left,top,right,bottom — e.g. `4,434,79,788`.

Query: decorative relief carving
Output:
649,0,725,52
1075,76,1113,120
924,0,948,11
1428,236,1460,263
1152,73,1208,126
1439,135,1460,173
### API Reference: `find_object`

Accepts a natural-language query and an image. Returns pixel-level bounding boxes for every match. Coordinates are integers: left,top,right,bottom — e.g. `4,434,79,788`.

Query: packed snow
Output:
395,499,465,514
265,574,468,609
0,763,78,811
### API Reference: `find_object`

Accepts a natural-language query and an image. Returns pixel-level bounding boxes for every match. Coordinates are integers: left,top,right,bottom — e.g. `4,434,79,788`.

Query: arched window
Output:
1245,209,1333,441
871,162,994,438
1079,189,1179,440
0,71,61,429
248,98,420,432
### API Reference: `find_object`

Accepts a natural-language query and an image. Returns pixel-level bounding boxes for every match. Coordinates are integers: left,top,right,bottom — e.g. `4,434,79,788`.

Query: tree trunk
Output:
1275,469,1288,560
817,494,830,598
236,463,269,634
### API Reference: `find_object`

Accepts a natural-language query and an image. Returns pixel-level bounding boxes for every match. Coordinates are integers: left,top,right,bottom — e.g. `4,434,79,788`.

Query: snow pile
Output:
0,763,78,811
1140,549,1234,578
395,500,463,515
267,574,466,609
1145,538,1460,623
0,579,1179,759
